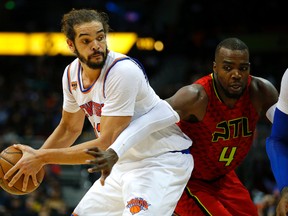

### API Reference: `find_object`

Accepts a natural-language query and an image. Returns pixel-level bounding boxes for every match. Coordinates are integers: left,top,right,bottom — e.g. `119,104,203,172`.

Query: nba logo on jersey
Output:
71,81,77,90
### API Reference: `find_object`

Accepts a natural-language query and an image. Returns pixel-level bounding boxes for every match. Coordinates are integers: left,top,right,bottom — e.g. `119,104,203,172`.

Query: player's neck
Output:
81,65,101,88
222,97,238,108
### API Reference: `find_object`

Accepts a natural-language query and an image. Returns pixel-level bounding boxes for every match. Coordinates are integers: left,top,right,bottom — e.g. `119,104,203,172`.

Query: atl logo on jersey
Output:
212,117,253,142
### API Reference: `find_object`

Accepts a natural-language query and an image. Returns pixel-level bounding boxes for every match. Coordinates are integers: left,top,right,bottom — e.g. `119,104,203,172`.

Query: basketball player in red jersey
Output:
167,38,279,215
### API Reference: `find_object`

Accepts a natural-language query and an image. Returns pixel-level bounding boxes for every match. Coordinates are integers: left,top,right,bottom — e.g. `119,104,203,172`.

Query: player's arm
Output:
251,76,278,120
4,97,86,186
5,112,131,190
85,99,181,185
5,62,135,189
266,108,288,191
85,80,206,186
105,100,179,158
105,84,206,160
266,69,288,215
266,69,288,191
3,108,85,188
41,109,86,149
166,84,207,121
266,108,288,216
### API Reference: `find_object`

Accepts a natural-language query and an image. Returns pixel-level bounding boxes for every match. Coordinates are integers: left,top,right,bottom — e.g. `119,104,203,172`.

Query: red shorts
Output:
174,171,258,216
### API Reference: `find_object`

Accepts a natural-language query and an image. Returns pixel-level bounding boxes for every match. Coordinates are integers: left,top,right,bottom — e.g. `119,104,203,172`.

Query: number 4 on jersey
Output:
219,147,237,166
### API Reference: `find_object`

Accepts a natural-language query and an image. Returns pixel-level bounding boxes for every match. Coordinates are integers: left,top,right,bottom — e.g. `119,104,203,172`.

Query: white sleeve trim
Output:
277,68,288,114
266,103,277,123
266,68,288,122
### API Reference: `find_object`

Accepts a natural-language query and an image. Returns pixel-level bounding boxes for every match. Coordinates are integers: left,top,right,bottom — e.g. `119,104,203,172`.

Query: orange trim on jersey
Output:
71,213,78,216
78,62,97,94
67,63,72,94
186,186,212,216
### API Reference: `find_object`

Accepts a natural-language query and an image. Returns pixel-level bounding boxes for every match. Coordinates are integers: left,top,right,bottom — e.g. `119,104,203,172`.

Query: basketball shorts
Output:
174,170,258,216
72,151,193,216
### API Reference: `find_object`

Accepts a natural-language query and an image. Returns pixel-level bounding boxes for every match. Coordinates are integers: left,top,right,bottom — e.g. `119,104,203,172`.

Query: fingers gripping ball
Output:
0,146,45,195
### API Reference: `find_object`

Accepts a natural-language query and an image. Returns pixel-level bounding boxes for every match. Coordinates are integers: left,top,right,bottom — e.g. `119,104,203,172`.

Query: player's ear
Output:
67,39,75,53
213,61,217,73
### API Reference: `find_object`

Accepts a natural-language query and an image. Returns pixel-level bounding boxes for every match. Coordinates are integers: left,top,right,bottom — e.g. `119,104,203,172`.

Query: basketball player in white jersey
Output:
4,8,193,216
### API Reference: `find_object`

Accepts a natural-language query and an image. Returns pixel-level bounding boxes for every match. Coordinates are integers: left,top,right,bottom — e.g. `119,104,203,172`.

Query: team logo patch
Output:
71,81,77,90
126,197,150,215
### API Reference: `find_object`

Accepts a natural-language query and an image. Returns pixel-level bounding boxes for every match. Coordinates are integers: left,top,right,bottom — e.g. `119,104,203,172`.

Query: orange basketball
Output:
0,145,45,195
130,205,141,214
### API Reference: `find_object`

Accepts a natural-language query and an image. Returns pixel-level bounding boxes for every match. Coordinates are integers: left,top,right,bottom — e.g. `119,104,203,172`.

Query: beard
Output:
75,48,107,69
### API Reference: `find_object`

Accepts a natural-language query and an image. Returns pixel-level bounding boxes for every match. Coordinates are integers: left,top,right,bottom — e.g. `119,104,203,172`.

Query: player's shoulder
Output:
64,58,79,74
181,83,206,96
169,83,207,107
108,51,142,69
250,75,278,115
62,58,79,82
250,75,276,92
106,51,145,80
166,83,208,121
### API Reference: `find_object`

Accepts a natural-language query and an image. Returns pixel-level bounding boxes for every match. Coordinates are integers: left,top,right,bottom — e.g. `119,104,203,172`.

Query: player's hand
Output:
85,147,119,186
3,144,44,192
276,187,288,216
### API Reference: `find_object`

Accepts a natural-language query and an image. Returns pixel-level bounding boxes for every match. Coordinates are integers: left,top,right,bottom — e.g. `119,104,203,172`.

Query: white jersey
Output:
62,50,191,161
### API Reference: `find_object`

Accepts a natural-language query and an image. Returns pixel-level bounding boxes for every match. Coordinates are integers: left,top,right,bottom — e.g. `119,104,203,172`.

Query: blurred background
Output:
0,0,287,215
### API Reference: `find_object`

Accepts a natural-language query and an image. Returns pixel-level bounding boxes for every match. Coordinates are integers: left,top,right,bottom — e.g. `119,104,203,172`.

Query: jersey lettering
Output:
92,122,101,137
96,123,100,133
80,101,103,137
212,117,252,142
80,101,104,117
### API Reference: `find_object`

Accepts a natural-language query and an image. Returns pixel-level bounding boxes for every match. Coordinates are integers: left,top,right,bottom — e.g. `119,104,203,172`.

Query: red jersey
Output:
178,73,259,181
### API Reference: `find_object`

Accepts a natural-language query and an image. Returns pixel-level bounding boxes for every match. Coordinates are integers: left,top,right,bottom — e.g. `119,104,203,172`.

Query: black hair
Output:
61,8,110,41
215,37,249,59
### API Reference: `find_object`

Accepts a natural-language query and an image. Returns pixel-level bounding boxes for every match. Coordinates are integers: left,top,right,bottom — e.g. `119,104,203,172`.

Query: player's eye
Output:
97,35,105,42
82,39,90,44
223,65,231,72
240,66,249,71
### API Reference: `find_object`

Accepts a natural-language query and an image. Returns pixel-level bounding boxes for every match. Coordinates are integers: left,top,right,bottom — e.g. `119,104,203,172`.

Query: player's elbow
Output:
59,121,83,139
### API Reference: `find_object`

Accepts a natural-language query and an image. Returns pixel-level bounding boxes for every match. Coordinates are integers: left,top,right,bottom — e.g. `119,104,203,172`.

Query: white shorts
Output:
72,151,193,216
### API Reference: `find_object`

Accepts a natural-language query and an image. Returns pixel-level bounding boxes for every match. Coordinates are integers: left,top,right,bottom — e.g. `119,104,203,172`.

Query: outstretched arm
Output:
266,108,288,216
266,68,288,216
266,108,288,191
